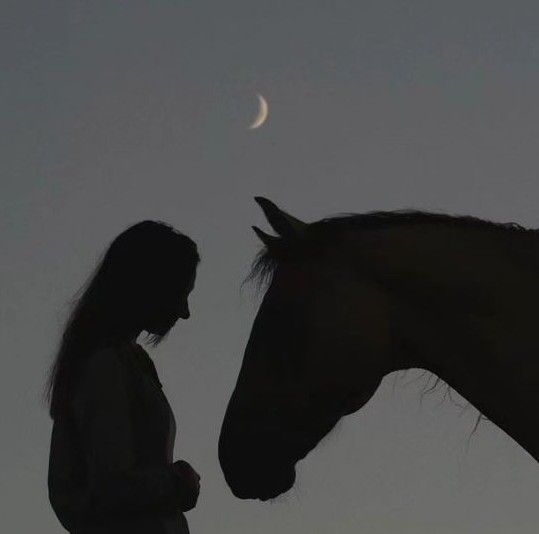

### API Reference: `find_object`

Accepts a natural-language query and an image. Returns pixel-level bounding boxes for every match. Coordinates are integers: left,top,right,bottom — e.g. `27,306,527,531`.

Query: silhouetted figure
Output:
44,221,201,533
219,197,539,501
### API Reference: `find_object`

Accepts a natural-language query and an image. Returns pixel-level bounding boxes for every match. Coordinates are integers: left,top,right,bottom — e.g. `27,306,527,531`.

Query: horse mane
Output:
246,209,535,290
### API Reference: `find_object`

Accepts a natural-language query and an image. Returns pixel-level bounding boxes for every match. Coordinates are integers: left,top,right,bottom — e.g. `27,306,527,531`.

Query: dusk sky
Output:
2,1,539,532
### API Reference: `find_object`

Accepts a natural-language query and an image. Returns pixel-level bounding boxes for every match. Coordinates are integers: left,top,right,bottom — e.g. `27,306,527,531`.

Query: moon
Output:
248,94,269,130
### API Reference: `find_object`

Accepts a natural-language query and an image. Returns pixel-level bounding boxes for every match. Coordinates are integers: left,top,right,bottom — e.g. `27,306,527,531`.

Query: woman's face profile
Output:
144,268,197,336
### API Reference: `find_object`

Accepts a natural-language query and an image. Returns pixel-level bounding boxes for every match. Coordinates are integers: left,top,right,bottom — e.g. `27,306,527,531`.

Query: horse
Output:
219,197,539,501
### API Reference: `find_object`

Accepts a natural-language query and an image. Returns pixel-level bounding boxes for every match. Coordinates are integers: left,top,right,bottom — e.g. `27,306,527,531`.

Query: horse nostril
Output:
177,308,190,320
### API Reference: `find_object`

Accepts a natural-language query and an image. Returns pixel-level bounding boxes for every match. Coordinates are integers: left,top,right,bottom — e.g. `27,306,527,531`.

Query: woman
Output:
45,220,201,533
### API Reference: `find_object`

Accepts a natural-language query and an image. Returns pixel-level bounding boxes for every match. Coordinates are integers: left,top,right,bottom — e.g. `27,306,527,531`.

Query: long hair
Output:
44,220,200,419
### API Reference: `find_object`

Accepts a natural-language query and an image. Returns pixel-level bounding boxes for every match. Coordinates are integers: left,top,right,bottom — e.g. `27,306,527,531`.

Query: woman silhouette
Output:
45,221,201,533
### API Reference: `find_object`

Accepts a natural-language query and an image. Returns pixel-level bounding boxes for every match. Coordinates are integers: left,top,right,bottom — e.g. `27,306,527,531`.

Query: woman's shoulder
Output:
83,344,128,374
72,344,133,405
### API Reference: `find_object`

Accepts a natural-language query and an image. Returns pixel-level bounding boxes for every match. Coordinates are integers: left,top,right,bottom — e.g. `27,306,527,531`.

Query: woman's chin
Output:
146,322,174,337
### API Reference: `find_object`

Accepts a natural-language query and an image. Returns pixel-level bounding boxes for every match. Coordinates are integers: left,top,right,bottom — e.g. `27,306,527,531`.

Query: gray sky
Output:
2,1,539,532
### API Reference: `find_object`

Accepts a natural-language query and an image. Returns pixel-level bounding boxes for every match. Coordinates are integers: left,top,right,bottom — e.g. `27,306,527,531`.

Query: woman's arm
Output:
71,347,196,519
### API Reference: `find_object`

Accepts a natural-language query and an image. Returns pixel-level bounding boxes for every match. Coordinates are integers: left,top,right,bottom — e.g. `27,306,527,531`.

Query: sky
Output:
2,1,539,532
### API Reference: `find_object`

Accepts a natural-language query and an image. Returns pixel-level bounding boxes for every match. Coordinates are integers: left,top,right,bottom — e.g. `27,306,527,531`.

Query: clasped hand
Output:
172,460,201,511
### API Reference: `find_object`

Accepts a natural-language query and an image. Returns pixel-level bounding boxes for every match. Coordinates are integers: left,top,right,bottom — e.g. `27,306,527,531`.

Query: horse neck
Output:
396,299,538,461
353,222,539,461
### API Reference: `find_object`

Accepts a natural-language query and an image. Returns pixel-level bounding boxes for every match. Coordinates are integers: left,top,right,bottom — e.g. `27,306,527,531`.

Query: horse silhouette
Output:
219,197,539,500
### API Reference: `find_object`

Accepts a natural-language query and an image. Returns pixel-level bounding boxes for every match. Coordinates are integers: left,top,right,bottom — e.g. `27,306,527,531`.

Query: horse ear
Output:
252,226,280,248
254,197,306,239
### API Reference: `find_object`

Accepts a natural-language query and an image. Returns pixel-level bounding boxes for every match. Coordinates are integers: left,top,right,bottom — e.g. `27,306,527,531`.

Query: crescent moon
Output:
248,94,269,130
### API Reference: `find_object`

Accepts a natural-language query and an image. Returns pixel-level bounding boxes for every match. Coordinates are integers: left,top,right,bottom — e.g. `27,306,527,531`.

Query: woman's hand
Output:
172,460,201,511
